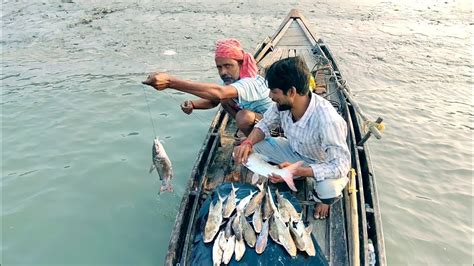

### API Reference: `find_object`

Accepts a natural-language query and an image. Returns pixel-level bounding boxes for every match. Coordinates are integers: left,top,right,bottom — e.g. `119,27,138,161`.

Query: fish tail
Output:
282,161,303,192
160,179,173,192
217,191,224,202
231,183,238,192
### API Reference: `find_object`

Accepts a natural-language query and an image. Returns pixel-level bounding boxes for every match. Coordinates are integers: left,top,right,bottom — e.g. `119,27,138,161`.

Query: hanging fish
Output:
149,137,174,193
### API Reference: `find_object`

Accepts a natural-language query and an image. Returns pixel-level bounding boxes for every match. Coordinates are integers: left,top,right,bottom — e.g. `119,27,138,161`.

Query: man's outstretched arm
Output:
143,72,238,101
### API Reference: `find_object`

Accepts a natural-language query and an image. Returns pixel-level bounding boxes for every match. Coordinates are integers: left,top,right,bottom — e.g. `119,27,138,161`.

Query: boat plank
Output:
277,35,313,46
257,48,284,72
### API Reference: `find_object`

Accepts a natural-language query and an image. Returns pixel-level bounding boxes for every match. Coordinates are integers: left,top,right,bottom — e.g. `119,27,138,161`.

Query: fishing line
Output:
161,90,215,126
141,86,158,138
141,84,211,137
123,51,218,128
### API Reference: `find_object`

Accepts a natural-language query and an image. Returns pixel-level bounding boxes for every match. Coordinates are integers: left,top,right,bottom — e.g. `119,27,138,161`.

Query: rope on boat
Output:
336,79,384,140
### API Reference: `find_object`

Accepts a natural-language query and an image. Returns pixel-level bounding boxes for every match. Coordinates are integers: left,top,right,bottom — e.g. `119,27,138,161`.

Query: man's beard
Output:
221,75,236,85
277,103,291,111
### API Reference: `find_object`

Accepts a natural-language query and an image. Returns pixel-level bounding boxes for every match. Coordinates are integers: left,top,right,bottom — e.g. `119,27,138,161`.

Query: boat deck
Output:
201,100,348,266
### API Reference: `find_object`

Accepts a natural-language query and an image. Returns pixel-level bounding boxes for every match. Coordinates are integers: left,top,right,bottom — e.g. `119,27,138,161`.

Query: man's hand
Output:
233,140,253,165
267,161,291,184
142,72,171,91
181,100,194,115
278,162,292,169
268,173,284,184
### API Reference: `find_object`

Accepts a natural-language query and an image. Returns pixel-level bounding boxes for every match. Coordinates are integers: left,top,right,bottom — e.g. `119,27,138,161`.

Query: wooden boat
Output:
165,9,386,266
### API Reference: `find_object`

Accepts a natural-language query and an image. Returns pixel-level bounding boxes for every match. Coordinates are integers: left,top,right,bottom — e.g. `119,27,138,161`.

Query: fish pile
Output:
149,137,173,193
204,183,316,265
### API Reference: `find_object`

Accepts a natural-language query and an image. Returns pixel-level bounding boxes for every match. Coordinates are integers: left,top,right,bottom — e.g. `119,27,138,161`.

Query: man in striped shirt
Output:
142,39,272,137
234,56,350,219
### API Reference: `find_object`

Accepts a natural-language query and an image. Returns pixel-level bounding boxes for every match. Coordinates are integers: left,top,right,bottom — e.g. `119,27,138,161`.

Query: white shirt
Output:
255,93,350,181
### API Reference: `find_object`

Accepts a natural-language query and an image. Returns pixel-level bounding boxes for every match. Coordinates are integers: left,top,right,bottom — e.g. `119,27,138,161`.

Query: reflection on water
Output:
2,0,472,265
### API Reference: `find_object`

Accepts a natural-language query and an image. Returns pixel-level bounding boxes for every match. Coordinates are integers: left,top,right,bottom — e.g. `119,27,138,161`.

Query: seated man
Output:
142,38,273,138
234,56,350,219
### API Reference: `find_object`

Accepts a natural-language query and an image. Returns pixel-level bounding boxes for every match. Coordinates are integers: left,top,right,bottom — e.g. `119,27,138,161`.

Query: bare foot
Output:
314,202,330,219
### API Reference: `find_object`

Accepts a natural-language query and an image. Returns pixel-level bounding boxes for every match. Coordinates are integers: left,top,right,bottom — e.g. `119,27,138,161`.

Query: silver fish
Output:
222,235,235,264
275,217,297,257
223,183,238,218
268,187,297,257
233,211,246,261
204,192,224,243
149,137,173,192
255,219,269,254
289,220,307,252
266,187,282,244
244,183,265,217
268,215,281,245
241,212,257,248
225,214,236,239
244,152,303,192
267,186,278,212
262,191,274,220
219,229,227,250
252,203,263,233
232,210,243,241
236,191,256,212
276,190,301,223
212,231,225,266
234,237,246,261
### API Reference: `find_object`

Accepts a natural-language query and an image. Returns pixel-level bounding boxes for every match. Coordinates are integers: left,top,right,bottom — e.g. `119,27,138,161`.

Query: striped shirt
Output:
231,75,273,114
255,93,350,181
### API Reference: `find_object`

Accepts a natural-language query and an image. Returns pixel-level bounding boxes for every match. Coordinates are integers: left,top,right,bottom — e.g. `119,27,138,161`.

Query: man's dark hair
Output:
265,56,310,95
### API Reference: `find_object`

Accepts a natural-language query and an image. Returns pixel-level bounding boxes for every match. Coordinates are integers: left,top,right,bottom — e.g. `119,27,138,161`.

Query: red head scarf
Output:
214,38,258,79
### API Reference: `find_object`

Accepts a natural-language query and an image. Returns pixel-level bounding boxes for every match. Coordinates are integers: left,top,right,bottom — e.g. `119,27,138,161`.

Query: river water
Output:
1,0,472,265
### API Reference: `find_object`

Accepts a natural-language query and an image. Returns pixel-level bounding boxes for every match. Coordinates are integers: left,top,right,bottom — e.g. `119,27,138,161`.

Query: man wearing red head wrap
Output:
143,39,272,139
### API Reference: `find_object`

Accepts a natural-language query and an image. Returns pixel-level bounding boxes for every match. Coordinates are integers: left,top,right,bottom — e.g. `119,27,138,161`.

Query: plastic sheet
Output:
190,182,329,266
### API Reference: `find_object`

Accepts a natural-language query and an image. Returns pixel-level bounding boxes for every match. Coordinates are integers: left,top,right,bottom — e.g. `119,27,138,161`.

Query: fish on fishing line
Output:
149,137,174,193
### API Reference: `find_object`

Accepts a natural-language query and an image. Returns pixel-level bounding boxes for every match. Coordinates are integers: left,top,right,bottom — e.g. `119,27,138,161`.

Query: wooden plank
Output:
309,208,329,259
255,19,293,62
298,48,317,67
279,48,290,59
271,45,315,50
277,35,313,47
329,199,349,266
284,25,310,37
296,19,317,46
257,48,284,71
